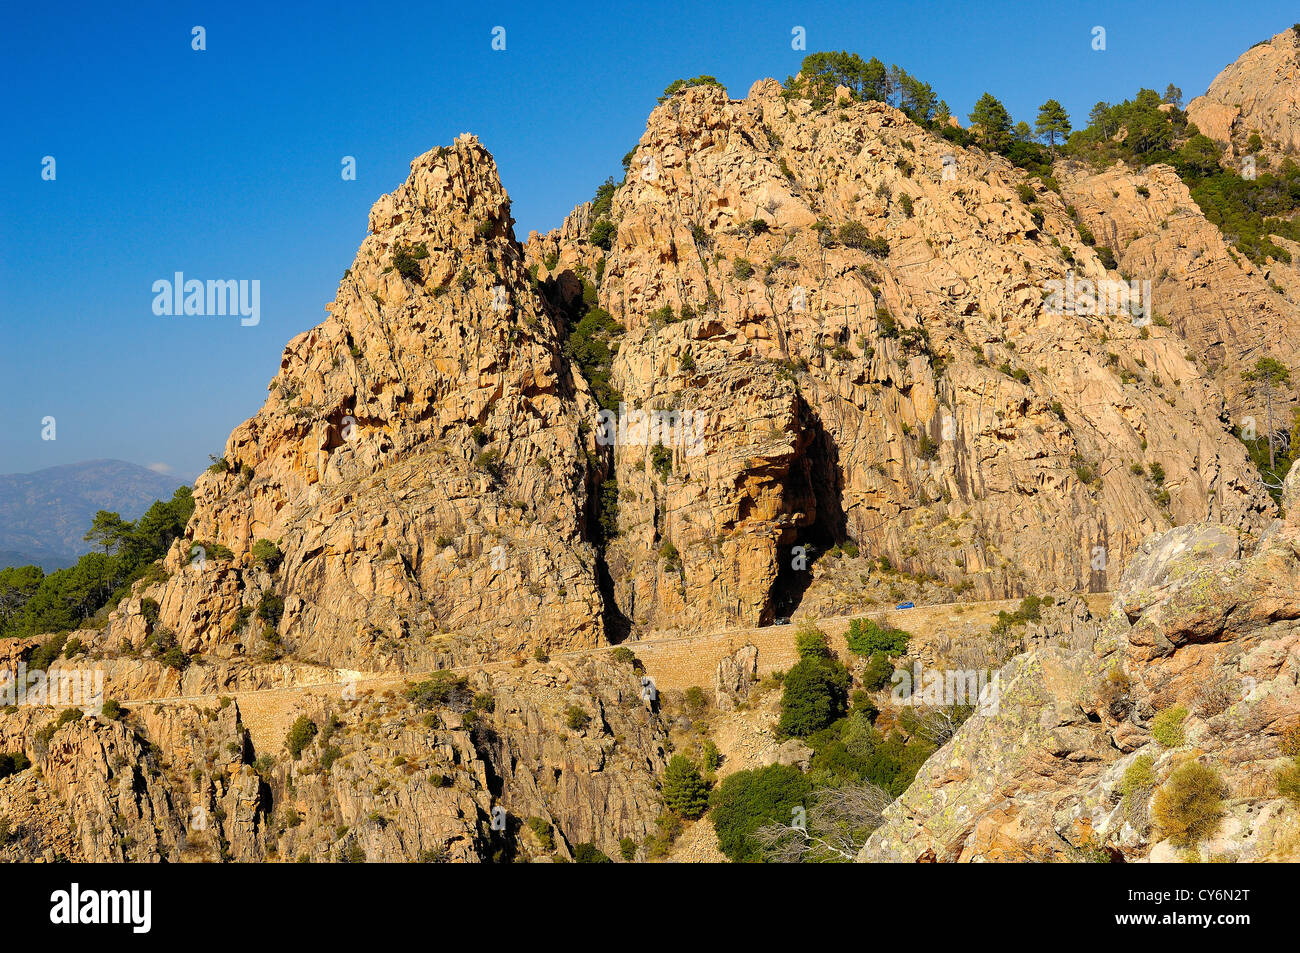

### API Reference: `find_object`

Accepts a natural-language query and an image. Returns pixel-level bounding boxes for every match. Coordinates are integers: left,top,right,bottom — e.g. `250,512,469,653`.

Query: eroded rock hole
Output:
766,403,847,622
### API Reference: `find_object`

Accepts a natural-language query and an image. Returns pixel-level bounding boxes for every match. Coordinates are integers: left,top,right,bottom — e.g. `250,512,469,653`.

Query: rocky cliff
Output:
1188,28,1300,163
0,653,665,862
529,80,1273,635
139,136,613,673
1058,160,1300,424
858,471,1300,862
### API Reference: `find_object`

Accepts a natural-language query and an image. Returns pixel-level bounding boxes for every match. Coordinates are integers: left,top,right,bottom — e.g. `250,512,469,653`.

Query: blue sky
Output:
2,0,1293,483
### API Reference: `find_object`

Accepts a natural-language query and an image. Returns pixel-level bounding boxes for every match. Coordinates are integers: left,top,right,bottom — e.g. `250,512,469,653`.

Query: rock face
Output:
858,510,1300,863
1188,29,1300,162
0,655,665,862
714,643,759,710
140,136,611,671
0,140,675,865
1057,160,1300,423
530,80,1273,634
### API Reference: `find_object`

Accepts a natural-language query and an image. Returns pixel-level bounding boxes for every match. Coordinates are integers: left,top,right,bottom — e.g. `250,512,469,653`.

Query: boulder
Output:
714,644,759,711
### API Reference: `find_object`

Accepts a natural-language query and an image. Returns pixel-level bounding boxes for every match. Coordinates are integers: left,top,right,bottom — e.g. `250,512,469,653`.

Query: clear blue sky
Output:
2,0,1293,482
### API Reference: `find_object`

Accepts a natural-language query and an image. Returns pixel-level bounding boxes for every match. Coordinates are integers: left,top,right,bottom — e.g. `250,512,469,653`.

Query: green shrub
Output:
251,539,283,571
286,715,318,759
473,448,502,480
1151,761,1226,846
663,755,710,819
100,699,123,720
619,837,637,861
28,633,67,672
160,646,189,670
795,624,832,661
1152,705,1188,747
683,686,707,714
320,745,343,772
709,764,811,862
846,618,909,657
701,740,722,772
1121,754,1156,804
650,443,673,480
392,242,429,281
860,652,896,692
875,307,898,338
589,218,616,250
187,540,235,564
777,656,850,738
647,304,675,325
405,672,472,711
989,595,1048,636
565,705,591,731
144,626,176,656
573,842,612,863
610,646,641,670
837,221,871,248
658,75,724,103
526,816,555,851
0,751,31,780
256,592,284,626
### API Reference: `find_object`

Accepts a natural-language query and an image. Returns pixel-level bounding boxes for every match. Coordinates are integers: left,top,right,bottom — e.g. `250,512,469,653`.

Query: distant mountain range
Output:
0,460,184,571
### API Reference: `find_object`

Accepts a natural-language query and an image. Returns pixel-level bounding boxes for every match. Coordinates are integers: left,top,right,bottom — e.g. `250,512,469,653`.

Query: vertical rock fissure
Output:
766,399,848,622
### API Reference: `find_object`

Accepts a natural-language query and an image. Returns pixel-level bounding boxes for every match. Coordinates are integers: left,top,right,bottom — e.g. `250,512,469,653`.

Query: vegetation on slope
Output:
0,486,193,642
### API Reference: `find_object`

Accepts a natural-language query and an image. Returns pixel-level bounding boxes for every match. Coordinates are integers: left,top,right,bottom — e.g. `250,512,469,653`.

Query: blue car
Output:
895,601,914,610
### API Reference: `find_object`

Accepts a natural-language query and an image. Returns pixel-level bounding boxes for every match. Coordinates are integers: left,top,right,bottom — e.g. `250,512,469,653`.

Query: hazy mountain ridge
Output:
0,460,182,570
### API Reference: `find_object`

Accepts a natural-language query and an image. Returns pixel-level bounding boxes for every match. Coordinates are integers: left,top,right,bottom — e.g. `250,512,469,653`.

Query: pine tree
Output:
663,755,709,818
970,93,1012,151
84,510,130,554
1034,99,1072,158
1243,357,1293,469
1088,101,1112,139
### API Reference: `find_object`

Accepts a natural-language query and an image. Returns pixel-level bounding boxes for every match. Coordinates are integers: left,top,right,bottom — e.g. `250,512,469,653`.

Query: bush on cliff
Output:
777,655,850,738
1152,760,1226,846
663,754,710,819
709,764,811,862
